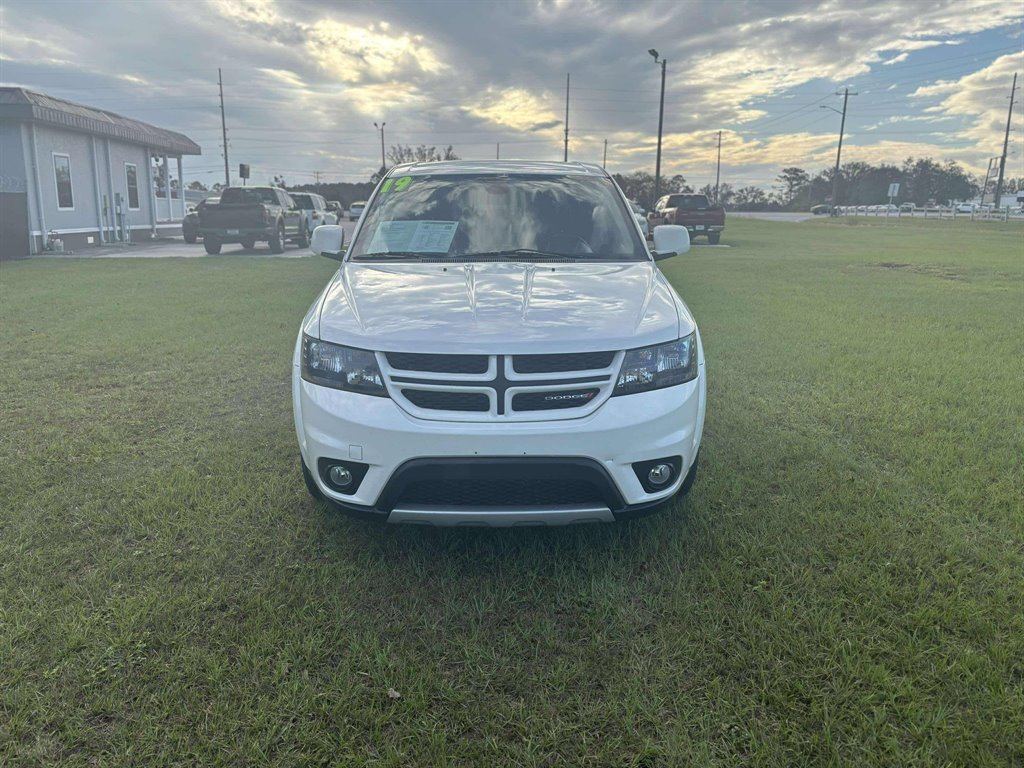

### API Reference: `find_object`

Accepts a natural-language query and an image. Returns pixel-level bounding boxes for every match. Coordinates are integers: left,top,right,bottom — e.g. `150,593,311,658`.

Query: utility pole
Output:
496,143,500,160
314,170,321,194
563,73,570,162
218,68,229,187
980,157,994,205
374,122,386,174
649,49,667,202
823,88,856,213
603,139,608,169
994,72,1018,207
714,130,722,204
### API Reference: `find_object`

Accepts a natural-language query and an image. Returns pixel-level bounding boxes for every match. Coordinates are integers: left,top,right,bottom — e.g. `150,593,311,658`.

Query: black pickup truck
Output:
198,186,305,254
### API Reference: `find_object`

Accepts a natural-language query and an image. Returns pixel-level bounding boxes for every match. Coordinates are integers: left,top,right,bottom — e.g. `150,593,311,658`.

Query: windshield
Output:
349,173,647,261
667,194,710,210
291,194,314,209
221,187,278,205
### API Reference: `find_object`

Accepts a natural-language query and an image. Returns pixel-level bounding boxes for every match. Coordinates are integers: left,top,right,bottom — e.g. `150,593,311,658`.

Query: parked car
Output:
955,203,974,214
295,160,705,526
899,203,915,212
290,192,339,237
326,200,343,218
628,200,649,237
182,196,218,243
198,186,304,254
348,201,367,221
647,193,725,244
810,204,831,216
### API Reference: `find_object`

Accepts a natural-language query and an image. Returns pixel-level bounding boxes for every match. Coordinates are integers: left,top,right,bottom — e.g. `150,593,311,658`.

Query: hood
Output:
314,261,688,354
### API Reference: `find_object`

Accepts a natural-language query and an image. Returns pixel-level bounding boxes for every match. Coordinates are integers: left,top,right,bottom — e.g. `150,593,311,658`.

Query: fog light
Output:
647,463,673,486
328,465,353,488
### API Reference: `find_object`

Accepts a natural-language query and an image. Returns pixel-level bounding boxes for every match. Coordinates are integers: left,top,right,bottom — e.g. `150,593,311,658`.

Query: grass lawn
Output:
1,217,1022,766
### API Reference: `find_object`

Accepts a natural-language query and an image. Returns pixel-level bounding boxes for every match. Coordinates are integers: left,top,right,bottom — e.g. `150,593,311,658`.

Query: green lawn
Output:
1,217,1022,766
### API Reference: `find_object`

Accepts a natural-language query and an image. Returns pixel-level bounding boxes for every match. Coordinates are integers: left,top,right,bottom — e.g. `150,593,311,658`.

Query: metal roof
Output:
0,88,201,156
392,160,607,177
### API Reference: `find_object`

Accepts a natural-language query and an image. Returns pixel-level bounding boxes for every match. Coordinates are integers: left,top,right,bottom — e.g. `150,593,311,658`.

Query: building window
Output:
53,153,74,210
125,163,140,210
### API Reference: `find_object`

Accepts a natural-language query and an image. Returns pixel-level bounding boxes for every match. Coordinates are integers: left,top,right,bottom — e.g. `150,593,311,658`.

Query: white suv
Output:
293,161,706,526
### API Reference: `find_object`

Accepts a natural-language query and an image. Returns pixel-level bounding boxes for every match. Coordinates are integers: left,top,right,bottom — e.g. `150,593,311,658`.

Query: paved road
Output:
37,220,360,259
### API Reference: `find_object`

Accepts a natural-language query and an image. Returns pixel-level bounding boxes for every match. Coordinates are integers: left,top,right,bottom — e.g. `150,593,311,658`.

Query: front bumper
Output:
293,354,706,525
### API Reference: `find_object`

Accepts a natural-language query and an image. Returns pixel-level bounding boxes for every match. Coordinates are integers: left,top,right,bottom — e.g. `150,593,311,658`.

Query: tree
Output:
271,174,288,188
666,174,691,194
188,180,208,191
776,167,809,205
733,186,769,210
612,171,655,209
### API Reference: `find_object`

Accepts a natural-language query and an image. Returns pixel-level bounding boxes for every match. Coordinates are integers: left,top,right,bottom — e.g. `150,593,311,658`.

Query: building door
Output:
0,192,30,259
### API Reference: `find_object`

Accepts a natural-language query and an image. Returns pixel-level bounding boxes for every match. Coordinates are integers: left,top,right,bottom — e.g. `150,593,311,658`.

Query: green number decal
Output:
380,178,394,194
393,176,412,192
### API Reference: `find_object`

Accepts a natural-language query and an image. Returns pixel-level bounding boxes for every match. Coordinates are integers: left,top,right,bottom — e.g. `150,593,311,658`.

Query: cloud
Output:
911,51,1023,148
465,87,563,132
0,0,1020,186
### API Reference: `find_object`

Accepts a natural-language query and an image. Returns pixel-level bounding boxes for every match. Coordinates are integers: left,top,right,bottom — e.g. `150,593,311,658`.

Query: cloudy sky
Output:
1,0,1021,189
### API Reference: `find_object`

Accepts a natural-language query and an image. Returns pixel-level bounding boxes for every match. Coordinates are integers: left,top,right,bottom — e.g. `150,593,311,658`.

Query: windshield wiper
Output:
352,251,427,261
450,249,581,261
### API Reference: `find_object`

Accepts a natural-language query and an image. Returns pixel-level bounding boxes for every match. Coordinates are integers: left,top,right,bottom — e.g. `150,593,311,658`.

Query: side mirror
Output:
310,224,345,260
651,225,690,260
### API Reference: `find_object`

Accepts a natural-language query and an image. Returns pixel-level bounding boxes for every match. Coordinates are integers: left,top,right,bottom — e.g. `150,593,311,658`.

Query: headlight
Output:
300,335,388,397
613,333,698,396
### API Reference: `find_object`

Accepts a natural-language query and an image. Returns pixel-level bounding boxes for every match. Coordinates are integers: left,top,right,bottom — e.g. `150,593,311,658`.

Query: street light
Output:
649,49,667,204
374,121,386,174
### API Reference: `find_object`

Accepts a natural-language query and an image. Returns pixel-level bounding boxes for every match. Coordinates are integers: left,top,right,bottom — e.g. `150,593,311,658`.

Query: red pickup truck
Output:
648,193,725,244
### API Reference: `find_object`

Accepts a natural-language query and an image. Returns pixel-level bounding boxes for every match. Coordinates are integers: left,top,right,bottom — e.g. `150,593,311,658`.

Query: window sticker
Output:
380,176,413,194
367,220,458,254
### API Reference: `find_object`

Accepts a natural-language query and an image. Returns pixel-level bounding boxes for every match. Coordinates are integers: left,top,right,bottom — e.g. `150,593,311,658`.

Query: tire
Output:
240,238,256,250
183,232,197,244
269,223,285,254
707,233,721,245
297,223,310,248
301,459,324,501
204,237,222,255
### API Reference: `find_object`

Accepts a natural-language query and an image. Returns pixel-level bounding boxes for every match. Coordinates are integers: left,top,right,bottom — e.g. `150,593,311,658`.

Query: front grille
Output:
386,352,488,374
402,389,489,412
512,351,616,374
397,478,605,507
385,352,618,421
511,388,601,411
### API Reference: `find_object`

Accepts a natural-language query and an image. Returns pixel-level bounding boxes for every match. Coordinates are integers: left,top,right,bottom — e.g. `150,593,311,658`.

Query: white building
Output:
0,88,201,257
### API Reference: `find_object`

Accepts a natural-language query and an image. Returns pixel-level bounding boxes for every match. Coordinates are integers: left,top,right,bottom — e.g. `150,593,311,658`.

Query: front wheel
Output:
240,238,256,250
183,232,197,244
297,223,310,248
269,223,285,254
203,236,222,255
707,233,721,245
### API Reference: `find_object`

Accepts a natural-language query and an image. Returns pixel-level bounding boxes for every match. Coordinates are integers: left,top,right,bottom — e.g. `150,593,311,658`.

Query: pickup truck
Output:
648,194,725,244
198,186,304,254
290,192,339,233
294,160,706,527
